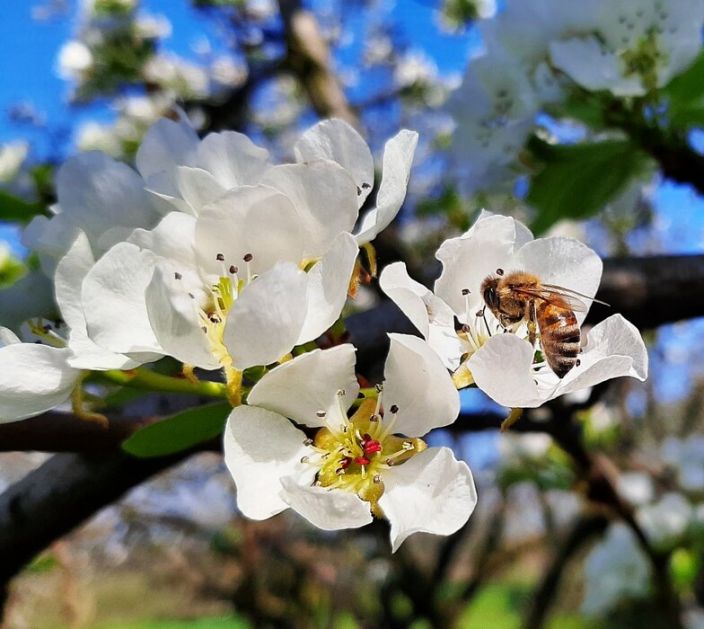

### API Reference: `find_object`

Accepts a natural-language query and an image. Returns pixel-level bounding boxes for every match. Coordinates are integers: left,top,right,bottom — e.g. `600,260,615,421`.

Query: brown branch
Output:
277,0,358,126
0,449,196,613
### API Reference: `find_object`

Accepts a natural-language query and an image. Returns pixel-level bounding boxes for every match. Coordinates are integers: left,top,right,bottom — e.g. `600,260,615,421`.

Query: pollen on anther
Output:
389,404,399,414
461,288,470,296
496,268,504,276
373,475,381,484
174,272,182,280
243,253,253,262
216,253,225,262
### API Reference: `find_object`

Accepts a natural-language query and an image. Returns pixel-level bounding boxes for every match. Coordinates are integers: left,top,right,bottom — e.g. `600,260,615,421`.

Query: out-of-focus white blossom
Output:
637,492,693,549
582,523,651,616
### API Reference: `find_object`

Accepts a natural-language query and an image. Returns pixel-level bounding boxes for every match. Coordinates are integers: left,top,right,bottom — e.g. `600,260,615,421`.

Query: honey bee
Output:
480,269,605,379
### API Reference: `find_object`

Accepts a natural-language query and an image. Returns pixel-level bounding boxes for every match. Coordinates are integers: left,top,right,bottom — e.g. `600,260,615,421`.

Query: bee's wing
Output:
512,286,590,312
541,284,610,307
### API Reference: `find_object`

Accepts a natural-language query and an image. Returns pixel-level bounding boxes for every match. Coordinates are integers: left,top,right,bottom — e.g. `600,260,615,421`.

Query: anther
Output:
476,308,485,317
461,288,470,296
373,475,381,484
200,326,207,333
216,253,225,262
375,383,383,392
337,388,346,396
496,268,504,276
389,404,399,414
303,438,314,446
243,253,253,262
188,292,195,299
174,272,182,280
576,359,581,367
316,410,326,418
229,265,238,274
300,456,310,464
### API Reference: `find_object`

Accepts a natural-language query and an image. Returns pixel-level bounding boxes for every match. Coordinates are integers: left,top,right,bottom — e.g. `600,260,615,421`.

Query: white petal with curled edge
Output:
196,185,305,278
379,447,477,552
196,130,270,188
281,478,373,531
175,166,227,215
247,344,359,428
224,263,308,369
294,118,374,208
557,314,648,397
355,129,418,245
56,231,138,371
379,262,463,370
468,333,544,408
128,211,197,268
261,162,358,257
296,232,358,344
224,406,312,520
136,118,199,181
145,262,220,370
56,151,158,244
383,333,460,437
513,236,602,326
82,242,163,356
0,327,20,347
0,344,80,423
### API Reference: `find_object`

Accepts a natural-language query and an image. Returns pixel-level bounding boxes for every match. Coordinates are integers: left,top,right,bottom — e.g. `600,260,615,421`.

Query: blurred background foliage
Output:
1,0,704,627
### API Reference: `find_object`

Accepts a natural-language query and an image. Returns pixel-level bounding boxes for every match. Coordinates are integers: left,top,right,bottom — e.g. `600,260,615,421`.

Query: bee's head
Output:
480,276,500,310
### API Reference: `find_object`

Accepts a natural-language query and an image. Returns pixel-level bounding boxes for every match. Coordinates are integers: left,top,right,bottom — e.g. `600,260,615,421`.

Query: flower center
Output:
306,393,426,517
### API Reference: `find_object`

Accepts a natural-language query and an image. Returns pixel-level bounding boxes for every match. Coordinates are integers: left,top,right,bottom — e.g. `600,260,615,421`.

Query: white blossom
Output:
381,211,648,408
582,523,651,616
224,335,476,550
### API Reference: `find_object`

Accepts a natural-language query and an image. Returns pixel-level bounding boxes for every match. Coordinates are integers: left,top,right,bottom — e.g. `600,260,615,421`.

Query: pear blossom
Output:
582,523,651,616
637,492,693,550
0,326,81,423
80,201,358,374
549,0,704,97
380,211,648,408
224,335,476,550
137,116,418,245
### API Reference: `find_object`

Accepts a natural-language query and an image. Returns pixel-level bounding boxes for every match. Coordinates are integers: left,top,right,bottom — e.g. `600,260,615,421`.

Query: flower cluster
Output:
0,115,649,548
447,0,704,195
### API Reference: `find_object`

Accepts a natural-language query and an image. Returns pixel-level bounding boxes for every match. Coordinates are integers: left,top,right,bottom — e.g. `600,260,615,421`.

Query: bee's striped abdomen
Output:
536,300,580,379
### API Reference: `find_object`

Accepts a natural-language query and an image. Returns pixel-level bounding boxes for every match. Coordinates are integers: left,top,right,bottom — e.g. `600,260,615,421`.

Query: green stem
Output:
97,368,228,399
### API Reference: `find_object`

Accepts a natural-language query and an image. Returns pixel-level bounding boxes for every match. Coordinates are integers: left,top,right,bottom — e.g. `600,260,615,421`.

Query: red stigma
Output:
361,433,382,455
354,456,371,466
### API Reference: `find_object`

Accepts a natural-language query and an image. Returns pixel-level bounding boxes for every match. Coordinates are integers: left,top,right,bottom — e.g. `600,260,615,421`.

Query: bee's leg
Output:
527,301,538,347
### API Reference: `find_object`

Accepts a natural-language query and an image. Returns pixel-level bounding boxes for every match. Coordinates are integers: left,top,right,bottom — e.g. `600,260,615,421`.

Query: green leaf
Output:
0,190,45,223
526,137,650,234
664,50,704,129
122,401,231,458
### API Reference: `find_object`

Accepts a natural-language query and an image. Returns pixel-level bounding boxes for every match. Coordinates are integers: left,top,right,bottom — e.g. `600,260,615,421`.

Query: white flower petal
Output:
434,214,529,315
0,270,57,332
379,262,463,370
196,186,305,278
296,232,358,344
127,211,197,268
355,129,418,245
557,314,648,395
224,263,308,369
0,344,80,423
82,242,162,356
0,327,20,347
513,236,602,326
383,334,460,436
378,447,477,552
281,478,373,531
56,231,137,371
247,344,359,428
56,151,158,249
224,406,311,520
261,162,358,257
468,334,546,407
294,118,374,208
136,118,199,182
175,166,228,215
196,130,270,188
145,262,220,370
